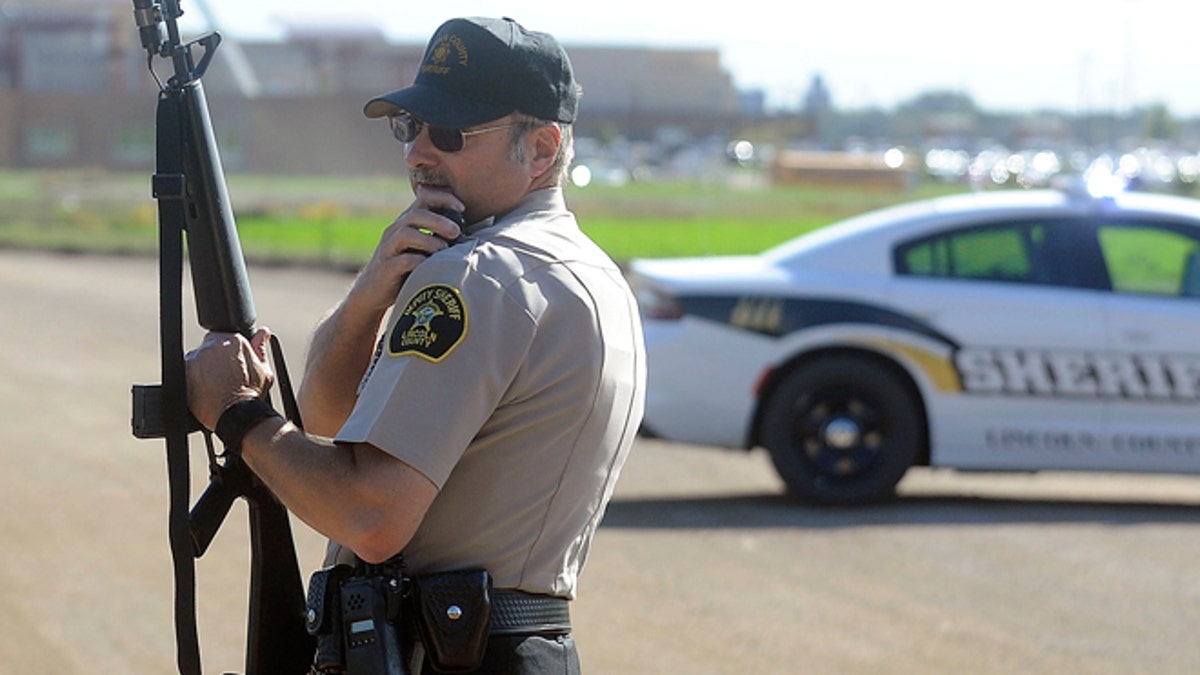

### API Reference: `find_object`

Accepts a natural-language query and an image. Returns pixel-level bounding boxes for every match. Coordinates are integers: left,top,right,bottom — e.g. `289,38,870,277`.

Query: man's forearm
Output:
298,210,440,435
298,297,389,436
240,419,436,563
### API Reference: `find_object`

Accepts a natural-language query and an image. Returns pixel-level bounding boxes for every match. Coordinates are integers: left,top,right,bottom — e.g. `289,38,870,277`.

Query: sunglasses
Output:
388,113,517,153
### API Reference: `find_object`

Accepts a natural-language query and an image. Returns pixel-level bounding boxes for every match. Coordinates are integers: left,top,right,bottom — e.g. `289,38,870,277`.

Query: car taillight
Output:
753,365,776,397
630,276,683,320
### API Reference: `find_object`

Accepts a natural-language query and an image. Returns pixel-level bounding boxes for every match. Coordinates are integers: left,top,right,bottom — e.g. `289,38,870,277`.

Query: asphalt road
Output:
4,249,1200,674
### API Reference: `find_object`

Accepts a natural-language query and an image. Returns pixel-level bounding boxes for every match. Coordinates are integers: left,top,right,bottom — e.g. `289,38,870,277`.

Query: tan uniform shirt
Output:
333,187,646,599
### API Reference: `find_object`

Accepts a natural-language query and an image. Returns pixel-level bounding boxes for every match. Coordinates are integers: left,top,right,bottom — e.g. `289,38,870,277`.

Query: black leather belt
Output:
489,589,571,636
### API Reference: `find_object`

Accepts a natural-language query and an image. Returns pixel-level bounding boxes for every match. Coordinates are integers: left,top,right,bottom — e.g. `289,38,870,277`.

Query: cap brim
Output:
363,83,513,129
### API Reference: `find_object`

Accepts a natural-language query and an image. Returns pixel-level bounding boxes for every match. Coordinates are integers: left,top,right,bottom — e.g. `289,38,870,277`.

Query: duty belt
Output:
489,589,571,635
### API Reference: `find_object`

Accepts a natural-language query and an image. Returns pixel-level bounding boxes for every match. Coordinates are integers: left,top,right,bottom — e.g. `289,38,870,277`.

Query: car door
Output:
1098,219,1200,474
891,218,1107,471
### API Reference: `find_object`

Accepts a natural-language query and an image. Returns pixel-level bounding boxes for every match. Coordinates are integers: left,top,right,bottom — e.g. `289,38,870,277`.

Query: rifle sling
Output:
156,88,203,675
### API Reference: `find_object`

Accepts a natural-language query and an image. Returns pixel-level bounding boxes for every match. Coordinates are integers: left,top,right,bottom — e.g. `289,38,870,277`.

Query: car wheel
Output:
761,356,923,505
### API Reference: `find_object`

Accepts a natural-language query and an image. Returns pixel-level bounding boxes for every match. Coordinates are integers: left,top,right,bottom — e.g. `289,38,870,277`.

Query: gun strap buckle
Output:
153,172,186,200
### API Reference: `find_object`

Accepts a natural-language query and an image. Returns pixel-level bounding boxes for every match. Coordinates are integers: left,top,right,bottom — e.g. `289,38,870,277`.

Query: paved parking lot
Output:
4,250,1200,674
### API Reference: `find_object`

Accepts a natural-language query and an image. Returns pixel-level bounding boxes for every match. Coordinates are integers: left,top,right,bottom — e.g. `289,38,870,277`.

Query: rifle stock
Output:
130,2,314,673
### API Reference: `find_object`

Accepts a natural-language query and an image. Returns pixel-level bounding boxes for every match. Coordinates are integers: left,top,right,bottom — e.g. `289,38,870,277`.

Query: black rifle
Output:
129,1,315,673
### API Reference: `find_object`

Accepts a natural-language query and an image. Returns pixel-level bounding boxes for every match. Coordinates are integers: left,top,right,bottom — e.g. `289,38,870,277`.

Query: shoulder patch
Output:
387,284,468,362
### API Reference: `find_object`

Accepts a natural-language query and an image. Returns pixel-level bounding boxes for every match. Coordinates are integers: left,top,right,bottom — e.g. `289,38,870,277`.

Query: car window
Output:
1096,223,1200,297
896,219,1111,290
899,226,1032,281
897,223,1042,283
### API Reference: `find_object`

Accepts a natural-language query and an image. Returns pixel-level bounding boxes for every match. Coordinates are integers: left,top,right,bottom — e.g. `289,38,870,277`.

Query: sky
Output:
180,0,1200,116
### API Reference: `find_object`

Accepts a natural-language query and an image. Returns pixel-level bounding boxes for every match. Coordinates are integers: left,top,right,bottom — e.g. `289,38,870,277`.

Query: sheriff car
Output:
628,181,1200,504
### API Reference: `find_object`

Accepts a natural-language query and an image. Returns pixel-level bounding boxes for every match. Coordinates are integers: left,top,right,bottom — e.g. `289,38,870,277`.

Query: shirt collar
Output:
465,187,566,236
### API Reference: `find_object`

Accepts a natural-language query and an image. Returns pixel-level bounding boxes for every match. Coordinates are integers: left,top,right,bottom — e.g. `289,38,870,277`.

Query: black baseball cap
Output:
363,17,578,128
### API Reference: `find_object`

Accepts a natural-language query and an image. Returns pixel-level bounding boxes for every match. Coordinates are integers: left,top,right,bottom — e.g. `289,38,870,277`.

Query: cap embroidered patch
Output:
422,33,469,76
388,284,468,362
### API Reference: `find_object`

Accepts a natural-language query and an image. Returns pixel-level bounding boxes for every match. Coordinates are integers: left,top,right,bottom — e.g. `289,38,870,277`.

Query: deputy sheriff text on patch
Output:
388,283,468,362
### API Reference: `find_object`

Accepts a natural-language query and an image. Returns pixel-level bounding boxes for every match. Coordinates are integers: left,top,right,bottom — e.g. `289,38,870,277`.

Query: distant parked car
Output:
629,181,1200,504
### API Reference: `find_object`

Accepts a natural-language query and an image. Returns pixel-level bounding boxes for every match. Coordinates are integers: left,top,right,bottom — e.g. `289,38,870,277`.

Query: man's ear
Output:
527,123,562,180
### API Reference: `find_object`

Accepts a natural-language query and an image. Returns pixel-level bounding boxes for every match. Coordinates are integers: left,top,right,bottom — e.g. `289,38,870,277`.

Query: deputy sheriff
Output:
185,16,646,674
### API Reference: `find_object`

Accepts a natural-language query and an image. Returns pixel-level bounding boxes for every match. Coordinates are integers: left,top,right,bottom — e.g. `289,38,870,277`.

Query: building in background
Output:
0,0,742,174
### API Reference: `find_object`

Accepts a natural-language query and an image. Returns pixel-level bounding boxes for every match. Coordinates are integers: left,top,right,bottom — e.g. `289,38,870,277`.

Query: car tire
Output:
761,356,923,505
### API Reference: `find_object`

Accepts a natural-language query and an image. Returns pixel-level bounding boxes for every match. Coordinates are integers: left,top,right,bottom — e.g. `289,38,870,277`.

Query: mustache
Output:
410,168,451,189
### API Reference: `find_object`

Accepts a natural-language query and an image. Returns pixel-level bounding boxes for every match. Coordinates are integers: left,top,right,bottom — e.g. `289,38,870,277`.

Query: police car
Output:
629,180,1200,504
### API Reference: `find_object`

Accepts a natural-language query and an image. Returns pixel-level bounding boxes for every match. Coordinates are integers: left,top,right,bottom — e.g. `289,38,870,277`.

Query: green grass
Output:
0,169,966,265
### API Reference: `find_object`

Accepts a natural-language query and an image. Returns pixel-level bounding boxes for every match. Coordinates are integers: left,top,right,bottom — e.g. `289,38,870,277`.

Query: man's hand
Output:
185,328,275,430
347,191,465,315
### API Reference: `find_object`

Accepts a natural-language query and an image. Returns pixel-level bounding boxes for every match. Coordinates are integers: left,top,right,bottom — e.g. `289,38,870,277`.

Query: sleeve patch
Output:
387,283,468,362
